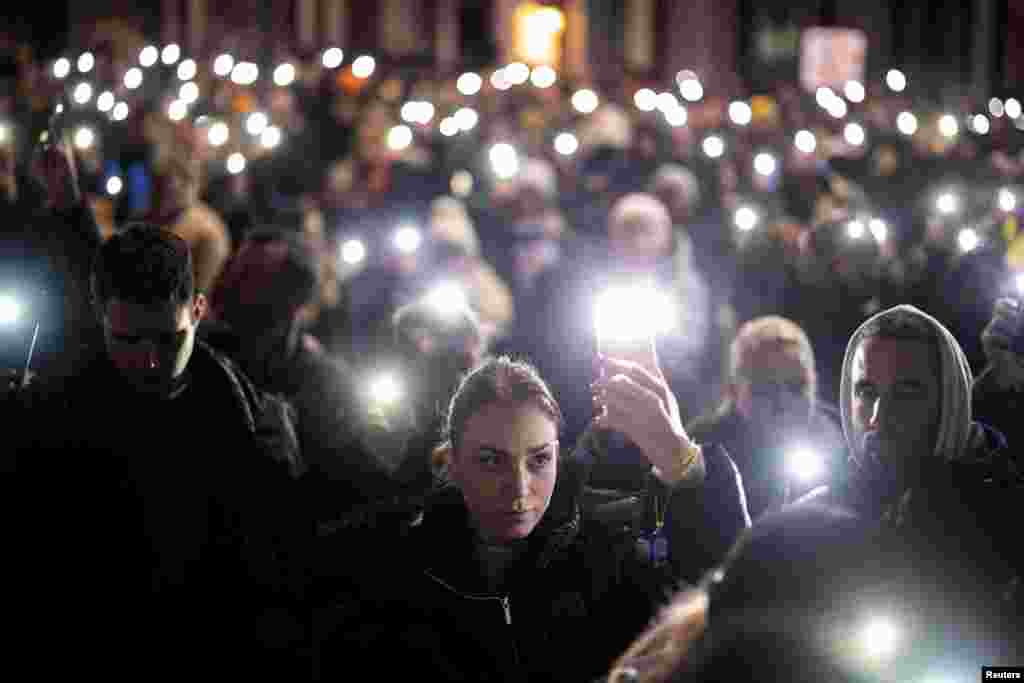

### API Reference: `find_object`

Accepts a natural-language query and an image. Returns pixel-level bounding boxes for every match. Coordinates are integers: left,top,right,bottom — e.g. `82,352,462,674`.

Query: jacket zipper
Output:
501,595,512,625
424,571,520,667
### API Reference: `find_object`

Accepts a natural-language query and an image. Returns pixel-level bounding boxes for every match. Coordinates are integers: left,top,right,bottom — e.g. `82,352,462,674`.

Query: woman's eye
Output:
476,453,501,467
529,452,553,470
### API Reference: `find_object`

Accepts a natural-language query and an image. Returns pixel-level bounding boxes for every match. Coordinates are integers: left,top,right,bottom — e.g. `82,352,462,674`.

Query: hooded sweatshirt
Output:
838,304,974,467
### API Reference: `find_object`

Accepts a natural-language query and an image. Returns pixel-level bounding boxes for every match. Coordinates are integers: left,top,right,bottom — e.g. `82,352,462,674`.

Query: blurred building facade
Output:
45,0,1024,98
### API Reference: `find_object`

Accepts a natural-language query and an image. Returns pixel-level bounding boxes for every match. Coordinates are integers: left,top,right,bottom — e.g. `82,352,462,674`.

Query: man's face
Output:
103,296,205,397
609,213,672,266
850,337,941,467
733,345,815,436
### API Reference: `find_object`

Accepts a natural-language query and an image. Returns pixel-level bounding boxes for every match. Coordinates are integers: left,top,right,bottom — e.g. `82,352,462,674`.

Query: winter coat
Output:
312,467,710,683
10,341,305,677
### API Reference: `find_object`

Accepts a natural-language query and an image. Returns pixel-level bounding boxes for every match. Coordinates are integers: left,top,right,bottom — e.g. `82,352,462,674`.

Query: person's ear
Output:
191,293,209,324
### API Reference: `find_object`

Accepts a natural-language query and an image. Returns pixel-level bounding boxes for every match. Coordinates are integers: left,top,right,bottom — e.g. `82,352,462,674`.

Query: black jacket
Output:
313,470,697,683
11,341,304,677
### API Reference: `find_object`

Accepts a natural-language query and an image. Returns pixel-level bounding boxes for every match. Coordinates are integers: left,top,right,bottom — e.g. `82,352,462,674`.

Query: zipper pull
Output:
501,596,512,625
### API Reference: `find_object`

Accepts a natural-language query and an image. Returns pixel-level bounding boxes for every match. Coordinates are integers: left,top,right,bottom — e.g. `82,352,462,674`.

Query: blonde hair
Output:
728,316,816,389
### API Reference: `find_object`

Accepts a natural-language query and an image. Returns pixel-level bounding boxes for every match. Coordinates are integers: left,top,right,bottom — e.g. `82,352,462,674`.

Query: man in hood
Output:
835,304,1021,612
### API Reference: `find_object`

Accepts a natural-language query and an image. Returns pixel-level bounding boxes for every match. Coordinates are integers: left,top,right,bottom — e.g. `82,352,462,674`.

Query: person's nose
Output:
507,461,531,500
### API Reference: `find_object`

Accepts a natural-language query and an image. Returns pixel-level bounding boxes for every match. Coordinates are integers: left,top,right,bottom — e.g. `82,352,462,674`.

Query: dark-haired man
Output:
13,224,304,676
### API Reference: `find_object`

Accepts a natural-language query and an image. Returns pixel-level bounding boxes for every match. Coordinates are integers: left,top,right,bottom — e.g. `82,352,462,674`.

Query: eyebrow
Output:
473,442,558,458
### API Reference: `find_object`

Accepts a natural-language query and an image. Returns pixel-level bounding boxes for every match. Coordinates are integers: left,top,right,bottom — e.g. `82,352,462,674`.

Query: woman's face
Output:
449,400,559,544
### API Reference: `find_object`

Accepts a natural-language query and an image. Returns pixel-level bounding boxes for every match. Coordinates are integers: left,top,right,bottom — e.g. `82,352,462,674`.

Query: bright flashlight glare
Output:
456,72,482,96
73,127,95,150
530,65,557,89
53,58,71,79
886,69,907,92
454,107,478,131
260,126,282,149
227,153,247,175
870,219,888,243
77,52,95,74
847,220,865,239
231,62,259,86
394,225,422,254
387,125,413,151
936,193,958,215
167,99,188,122
734,206,759,232
939,114,959,138
490,68,511,91
679,75,703,102
999,189,1017,212
341,239,367,265
973,114,990,135
93,91,114,114
246,111,269,136
554,132,579,156
754,152,777,176
505,62,529,85
73,82,93,104
703,135,725,159
208,122,229,147
844,80,865,103
0,295,21,325
958,228,980,253
426,281,469,317
179,81,199,104
815,87,838,109
321,48,343,69
897,111,918,136
572,89,599,114
664,106,687,127
594,285,675,344
828,99,849,119
1015,273,1024,295
489,143,519,179
858,617,901,660
439,117,459,137
161,44,181,65
214,53,236,76
352,55,376,79
844,122,866,146
729,101,752,126
112,102,129,121
139,45,159,67
273,63,296,87
177,59,197,81
1006,98,1022,119
795,130,816,154
368,373,402,406
990,98,1005,118
634,88,657,112
788,447,824,483
123,67,143,90
106,176,123,195
656,92,679,114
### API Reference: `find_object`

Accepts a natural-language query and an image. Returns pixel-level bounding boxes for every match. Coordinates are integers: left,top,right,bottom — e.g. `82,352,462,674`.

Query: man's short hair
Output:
392,299,481,359
242,227,320,306
729,316,817,388
92,223,194,311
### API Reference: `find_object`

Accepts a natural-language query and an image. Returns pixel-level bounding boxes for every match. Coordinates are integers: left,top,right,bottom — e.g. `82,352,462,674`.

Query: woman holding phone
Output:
312,354,748,682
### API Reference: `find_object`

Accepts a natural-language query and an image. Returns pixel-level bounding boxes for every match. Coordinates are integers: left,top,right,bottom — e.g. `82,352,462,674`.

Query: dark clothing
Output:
202,323,398,526
11,341,304,677
820,423,1022,614
687,403,847,520
313,467,713,683
972,365,1024,455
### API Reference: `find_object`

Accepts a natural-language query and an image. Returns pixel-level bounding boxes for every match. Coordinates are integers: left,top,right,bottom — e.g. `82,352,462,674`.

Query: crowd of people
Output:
1,36,1022,680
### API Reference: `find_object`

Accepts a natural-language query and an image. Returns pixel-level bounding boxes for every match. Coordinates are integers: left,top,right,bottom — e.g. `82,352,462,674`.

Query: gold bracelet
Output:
653,439,702,485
